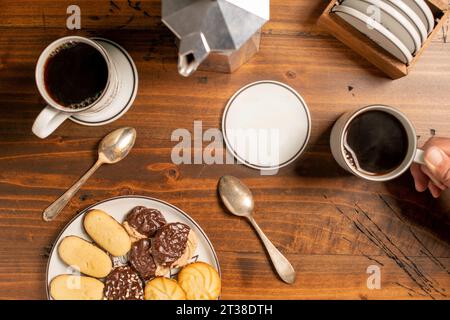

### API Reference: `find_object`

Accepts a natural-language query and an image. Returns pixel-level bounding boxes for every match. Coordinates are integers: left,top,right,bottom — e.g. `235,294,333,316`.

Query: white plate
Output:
378,0,428,43
222,80,311,171
46,195,220,299
342,0,421,54
332,5,413,63
402,0,435,34
71,38,138,126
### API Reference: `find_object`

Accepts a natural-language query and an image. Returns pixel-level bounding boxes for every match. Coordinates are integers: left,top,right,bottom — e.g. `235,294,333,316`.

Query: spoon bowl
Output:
218,176,254,217
98,127,137,164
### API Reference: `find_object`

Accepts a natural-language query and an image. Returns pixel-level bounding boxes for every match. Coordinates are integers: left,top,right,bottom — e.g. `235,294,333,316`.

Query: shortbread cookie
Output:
152,222,198,269
58,236,112,278
123,206,166,241
144,277,186,300
83,209,131,256
50,275,104,300
104,266,144,300
178,262,221,300
129,238,168,280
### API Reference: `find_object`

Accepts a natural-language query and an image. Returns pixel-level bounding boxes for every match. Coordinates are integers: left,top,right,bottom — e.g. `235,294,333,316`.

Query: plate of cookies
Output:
46,195,221,300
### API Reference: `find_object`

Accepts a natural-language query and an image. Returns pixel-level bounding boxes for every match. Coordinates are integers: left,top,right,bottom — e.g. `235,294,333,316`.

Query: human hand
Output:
410,137,450,198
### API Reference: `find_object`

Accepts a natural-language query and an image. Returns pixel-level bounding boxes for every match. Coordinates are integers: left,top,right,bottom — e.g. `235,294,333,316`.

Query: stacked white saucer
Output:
331,0,436,63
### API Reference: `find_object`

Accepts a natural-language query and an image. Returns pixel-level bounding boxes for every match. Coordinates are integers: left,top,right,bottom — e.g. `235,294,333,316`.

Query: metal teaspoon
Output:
218,175,296,284
42,127,137,221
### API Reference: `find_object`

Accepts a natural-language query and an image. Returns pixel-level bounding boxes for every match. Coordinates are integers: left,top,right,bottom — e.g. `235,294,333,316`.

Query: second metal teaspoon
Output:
218,175,296,284
43,127,137,222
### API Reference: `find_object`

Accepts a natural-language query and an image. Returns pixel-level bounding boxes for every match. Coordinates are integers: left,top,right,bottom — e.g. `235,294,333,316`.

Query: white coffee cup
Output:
32,36,119,138
330,105,425,181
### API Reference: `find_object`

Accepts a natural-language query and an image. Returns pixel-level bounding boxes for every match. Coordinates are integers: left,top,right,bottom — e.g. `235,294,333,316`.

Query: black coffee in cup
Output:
44,42,108,109
344,110,409,175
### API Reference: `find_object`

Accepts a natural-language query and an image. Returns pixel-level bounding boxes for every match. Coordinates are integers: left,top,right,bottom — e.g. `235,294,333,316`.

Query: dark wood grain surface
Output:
0,0,449,300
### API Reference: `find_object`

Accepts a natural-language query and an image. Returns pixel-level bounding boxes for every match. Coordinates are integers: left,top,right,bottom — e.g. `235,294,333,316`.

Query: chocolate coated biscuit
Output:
123,206,166,240
104,266,144,300
129,238,157,281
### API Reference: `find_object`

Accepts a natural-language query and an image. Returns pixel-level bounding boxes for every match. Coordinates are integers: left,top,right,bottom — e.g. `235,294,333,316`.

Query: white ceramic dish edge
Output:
332,5,413,63
341,0,422,54
221,80,312,171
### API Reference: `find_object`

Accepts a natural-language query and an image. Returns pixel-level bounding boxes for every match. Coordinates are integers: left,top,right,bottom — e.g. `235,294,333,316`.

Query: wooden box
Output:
318,0,449,79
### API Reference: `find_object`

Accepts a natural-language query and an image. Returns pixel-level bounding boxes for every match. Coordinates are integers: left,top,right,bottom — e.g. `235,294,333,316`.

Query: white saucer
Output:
402,0,435,34
379,0,428,43
332,5,413,63
342,0,422,54
222,81,311,171
70,38,138,126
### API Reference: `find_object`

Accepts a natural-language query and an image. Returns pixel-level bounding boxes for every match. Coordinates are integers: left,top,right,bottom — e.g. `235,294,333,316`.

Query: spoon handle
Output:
43,160,103,222
247,216,296,284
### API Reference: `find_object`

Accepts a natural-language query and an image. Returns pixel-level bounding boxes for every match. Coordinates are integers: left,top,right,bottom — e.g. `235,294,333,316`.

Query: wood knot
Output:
42,245,53,258
79,193,90,201
197,76,208,84
164,167,180,181
286,71,296,79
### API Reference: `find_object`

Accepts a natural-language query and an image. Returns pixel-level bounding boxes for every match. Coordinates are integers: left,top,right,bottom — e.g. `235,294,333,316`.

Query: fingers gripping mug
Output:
330,105,425,182
32,36,119,139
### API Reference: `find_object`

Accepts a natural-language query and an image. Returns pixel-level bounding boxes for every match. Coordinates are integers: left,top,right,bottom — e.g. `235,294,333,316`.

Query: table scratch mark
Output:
195,165,207,178
395,282,427,297
355,203,446,299
324,194,446,299
110,0,120,11
359,250,384,266
127,0,142,11
342,236,352,243
442,19,448,43
117,14,135,29
379,194,450,275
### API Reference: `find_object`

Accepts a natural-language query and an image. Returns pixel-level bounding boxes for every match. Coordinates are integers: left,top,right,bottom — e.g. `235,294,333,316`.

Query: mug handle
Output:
413,149,425,165
32,106,69,139
414,148,444,188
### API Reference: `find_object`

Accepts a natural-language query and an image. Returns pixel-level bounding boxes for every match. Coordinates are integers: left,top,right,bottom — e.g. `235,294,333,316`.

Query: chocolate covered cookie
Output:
152,222,198,269
123,206,167,241
104,266,144,300
129,239,169,280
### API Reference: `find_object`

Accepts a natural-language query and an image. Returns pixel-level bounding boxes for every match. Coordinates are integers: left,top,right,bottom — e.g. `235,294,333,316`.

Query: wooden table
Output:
0,0,449,300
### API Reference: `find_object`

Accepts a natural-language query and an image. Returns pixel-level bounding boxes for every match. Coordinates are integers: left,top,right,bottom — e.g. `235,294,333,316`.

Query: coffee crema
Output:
44,41,108,109
344,110,409,176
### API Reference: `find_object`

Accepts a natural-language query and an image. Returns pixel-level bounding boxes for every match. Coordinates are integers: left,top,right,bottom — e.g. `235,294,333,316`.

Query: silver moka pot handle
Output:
178,32,210,77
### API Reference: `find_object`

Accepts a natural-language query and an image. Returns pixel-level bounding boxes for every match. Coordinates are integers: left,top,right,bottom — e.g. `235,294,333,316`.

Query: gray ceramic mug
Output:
330,105,425,182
